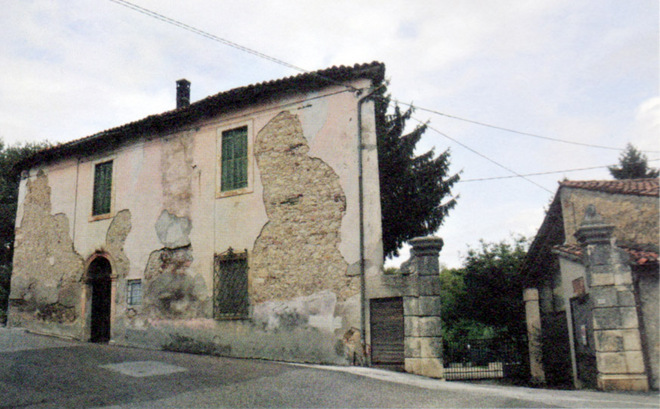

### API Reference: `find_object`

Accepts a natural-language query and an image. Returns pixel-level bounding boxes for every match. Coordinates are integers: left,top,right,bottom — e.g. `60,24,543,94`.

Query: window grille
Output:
220,126,248,192
93,161,113,215
127,279,142,306
213,248,248,319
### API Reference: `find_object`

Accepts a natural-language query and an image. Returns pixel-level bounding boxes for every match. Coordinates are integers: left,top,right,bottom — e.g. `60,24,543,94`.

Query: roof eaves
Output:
17,62,385,171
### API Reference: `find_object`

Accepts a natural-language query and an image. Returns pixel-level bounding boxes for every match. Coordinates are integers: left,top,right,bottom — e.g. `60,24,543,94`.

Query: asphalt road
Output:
0,327,657,408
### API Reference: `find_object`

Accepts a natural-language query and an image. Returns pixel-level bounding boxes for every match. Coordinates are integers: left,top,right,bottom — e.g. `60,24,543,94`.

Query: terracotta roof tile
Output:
554,244,658,266
559,179,659,197
17,62,385,170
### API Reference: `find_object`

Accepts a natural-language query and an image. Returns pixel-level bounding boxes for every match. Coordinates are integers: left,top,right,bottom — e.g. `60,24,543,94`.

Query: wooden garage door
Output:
370,297,404,370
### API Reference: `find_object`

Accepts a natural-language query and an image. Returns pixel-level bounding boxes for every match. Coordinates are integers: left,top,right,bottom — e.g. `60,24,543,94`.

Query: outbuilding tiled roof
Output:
559,179,659,197
17,62,385,171
554,243,658,266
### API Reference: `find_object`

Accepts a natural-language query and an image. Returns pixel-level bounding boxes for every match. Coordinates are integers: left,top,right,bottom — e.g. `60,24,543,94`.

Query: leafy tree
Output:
608,143,659,179
375,86,460,258
0,139,49,322
453,236,529,337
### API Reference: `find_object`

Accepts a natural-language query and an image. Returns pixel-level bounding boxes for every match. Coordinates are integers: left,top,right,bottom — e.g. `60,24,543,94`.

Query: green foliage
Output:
459,236,528,335
441,236,528,339
442,319,499,345
0,139,49,323
608,143,659,179
374,85,460,258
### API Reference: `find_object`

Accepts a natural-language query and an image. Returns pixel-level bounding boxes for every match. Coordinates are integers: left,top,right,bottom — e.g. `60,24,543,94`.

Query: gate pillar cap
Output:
575,205,614,245
409,236,444,256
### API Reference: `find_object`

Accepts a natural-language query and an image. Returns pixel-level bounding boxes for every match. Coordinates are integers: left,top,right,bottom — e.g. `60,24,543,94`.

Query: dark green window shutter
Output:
221,126,248,192
93,161,113,215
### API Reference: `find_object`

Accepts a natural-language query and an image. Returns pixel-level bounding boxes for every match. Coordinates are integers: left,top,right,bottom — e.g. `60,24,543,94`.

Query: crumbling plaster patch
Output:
9,171,84,325
252,290,342,333
142,246,209,320
161,132,194,218
134,130,209,320
156,210,192,248
251,111,357,302
106,209,132,278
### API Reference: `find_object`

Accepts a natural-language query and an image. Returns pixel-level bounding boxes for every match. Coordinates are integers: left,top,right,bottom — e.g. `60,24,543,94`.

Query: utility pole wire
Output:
109,0,653,156
415,118,554,194
107,0,359,92
460,159,660,182
396,99,660,153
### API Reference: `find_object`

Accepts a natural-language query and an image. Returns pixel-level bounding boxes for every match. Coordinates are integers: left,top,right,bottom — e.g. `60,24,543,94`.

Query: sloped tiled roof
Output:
17,62,385,171
559,179,659,197
554,243,658,266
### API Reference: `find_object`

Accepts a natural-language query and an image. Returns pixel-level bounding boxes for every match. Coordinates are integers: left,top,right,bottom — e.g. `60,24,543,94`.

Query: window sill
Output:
89,212,115,222
216,187,253,199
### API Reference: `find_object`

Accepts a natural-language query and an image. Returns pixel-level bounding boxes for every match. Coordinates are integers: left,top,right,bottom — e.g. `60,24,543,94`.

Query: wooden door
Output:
370,297,404,371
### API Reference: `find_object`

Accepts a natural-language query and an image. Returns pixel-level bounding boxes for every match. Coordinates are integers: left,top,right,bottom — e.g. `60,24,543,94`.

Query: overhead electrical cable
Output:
396,99,660,153
414,118,554,194
107,0,360,92
460,159,660,182
109,0,655,156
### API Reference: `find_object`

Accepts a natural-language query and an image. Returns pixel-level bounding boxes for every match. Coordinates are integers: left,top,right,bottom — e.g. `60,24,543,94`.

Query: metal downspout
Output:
356,85,382,365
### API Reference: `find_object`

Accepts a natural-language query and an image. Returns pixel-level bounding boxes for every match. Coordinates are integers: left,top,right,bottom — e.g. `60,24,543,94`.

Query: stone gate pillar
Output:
524,288,546,384
575,205,649,391
403,236,444,379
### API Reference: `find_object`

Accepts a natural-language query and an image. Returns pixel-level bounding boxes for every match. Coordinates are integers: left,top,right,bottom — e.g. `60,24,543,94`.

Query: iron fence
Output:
443,336,528,381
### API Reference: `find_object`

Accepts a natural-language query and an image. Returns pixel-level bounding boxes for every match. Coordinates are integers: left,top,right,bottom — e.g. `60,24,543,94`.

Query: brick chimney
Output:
176,79,190,109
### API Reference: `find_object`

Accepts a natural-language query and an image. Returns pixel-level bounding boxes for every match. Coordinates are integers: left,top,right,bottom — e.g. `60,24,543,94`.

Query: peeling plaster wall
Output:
141,246,209,320
8,170,84,336
10,80,383,365
252,111,357,302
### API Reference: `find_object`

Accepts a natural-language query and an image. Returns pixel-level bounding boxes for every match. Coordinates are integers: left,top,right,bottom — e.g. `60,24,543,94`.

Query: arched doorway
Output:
88,256,112,343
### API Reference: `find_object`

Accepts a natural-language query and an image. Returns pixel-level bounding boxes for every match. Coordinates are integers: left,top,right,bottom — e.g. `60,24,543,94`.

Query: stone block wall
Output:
575,205,649,391
561,187,658,247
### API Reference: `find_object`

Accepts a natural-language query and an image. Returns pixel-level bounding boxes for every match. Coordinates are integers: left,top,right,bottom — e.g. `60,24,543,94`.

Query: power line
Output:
109,0,656,157
107,0,359,92
415,118,555,194
395,99,660,153
460,159,660,182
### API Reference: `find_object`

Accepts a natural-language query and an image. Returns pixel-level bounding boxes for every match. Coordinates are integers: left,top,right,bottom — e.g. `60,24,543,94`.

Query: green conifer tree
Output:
608,144,659,179
374,87,460,258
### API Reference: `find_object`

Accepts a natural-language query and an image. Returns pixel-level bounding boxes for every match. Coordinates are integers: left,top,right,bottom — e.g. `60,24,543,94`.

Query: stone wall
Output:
251,111,358,303
9,171,84,335
561,188,658,247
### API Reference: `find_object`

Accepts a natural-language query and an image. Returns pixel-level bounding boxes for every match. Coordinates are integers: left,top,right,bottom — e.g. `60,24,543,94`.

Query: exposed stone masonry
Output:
252,111,356,302
9,171,84,325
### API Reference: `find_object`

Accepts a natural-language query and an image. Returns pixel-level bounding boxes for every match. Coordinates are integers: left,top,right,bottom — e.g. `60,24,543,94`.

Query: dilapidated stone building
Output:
523,179,659,391
8,63,393,365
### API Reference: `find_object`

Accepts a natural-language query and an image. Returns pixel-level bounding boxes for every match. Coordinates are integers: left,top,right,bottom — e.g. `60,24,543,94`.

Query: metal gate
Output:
370,297,404,371
443,336,528,381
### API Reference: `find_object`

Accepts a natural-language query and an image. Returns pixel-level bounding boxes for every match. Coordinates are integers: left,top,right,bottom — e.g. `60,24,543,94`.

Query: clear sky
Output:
1,1,658,268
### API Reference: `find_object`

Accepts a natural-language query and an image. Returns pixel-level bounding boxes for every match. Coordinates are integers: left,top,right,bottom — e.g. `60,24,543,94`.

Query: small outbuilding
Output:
523,178,659,391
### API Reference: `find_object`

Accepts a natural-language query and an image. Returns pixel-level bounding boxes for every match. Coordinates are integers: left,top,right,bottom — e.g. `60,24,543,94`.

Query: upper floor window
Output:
92,160,113,216
220,126,248,192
